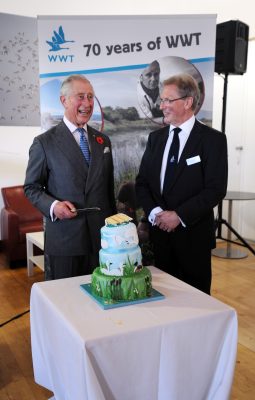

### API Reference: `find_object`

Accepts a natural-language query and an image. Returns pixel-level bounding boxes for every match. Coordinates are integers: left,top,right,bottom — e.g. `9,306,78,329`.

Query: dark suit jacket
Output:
136,119,228,249
24,121,116,256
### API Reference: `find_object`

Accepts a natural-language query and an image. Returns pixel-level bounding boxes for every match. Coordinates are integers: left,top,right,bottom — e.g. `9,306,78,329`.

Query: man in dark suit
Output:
24,75,116,280
136,74,228,294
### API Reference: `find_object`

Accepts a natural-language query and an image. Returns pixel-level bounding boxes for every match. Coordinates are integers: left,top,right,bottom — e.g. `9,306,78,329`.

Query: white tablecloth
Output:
30,267,238,400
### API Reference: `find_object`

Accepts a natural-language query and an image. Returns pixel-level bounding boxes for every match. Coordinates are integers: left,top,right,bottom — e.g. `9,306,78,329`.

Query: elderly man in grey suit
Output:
24,75,116,280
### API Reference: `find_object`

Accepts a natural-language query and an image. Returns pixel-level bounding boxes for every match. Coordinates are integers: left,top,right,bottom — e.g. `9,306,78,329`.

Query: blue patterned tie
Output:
78,128,90,165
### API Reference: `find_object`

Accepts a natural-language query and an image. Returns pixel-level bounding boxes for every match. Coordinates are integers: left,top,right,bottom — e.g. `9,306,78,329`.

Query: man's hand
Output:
53,201,77,220
155,210,181,232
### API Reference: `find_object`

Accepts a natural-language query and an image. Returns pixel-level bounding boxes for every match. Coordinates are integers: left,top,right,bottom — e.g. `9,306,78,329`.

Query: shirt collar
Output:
63,115,88,133
169,115,195,135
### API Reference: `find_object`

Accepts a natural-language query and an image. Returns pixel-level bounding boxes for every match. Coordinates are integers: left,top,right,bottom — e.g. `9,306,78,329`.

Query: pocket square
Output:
186,155,201,166
104,146,110,154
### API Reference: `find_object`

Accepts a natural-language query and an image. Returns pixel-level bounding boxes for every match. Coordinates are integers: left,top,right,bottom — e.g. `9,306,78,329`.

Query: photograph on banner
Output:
137,56,206,124
37,15,216,200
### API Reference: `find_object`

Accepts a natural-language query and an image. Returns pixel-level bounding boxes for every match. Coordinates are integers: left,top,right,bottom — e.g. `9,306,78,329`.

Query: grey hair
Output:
60,75,93,97
163,74,200,111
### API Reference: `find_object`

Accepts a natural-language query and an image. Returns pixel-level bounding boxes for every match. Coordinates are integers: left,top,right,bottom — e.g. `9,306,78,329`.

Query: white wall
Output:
1,0,255,240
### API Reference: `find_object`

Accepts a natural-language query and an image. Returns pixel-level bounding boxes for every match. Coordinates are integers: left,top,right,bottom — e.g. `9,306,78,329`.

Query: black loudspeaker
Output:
215,20,249,75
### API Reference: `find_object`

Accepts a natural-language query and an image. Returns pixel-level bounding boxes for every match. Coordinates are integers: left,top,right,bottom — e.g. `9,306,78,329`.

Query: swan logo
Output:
46,26,75,63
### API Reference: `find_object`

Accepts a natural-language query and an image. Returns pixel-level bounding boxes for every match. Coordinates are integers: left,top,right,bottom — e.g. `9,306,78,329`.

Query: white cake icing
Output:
99,218,142,276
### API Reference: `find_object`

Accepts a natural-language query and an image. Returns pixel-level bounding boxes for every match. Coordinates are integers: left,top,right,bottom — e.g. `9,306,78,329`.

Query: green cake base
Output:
91,266,152,301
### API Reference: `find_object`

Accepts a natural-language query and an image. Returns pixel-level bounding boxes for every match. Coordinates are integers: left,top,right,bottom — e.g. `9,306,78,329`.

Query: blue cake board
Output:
80,283,165,310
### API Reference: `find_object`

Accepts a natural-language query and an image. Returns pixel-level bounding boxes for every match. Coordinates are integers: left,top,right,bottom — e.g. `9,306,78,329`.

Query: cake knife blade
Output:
70,207,101,213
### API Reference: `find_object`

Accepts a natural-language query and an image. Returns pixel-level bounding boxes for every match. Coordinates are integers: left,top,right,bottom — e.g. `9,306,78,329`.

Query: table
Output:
30,267,237,400
212,191,255,259
26,231,44,276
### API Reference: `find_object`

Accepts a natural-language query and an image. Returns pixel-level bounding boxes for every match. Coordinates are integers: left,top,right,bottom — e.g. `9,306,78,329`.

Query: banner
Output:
0,13,40,126
37,14,216,190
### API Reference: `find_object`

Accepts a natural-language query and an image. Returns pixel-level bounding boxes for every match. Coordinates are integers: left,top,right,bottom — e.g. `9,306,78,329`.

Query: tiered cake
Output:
91,213,152,301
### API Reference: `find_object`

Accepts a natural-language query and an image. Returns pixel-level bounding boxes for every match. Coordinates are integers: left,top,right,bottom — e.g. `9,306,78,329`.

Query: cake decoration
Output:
105,213,133,226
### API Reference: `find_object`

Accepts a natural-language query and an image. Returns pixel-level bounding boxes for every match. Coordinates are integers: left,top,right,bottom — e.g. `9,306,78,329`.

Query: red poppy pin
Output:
96,136,104,145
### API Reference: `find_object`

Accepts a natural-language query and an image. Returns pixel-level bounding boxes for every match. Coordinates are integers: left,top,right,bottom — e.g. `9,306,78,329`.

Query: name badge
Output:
186,155,201,166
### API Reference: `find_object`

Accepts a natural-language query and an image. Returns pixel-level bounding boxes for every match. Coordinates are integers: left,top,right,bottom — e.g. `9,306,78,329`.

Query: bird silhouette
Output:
46,40,69,52
46,26,74,52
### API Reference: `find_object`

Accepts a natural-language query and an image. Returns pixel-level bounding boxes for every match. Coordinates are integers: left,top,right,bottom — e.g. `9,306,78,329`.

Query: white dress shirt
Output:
63,115,89,145
148,115,195,225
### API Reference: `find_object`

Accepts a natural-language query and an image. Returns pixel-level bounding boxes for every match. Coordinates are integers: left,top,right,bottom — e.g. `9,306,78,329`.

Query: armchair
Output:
1,185,43,267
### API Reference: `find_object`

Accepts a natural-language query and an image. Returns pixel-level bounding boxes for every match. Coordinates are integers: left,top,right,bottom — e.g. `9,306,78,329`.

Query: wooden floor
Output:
0,242,255,400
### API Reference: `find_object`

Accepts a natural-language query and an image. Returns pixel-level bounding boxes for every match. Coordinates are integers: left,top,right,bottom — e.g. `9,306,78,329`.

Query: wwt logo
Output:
46,26,75,63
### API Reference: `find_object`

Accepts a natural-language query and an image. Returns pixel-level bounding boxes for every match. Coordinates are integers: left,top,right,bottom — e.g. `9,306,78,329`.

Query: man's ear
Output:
184,96,194,110
60,95,66,107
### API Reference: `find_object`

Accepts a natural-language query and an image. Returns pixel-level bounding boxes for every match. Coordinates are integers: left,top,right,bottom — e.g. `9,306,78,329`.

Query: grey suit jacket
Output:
24,121,116,256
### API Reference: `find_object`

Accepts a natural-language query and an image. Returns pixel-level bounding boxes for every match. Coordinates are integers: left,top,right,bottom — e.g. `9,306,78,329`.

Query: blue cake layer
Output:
101,221,139,250
99,246,142,275
99,221,142,275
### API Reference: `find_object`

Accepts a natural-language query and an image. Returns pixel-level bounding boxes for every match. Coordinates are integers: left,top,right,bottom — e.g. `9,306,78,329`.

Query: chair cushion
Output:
2,185,42,223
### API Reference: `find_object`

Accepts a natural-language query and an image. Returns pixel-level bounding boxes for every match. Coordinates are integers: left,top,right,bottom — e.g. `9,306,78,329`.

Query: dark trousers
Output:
151,226,212,295
44,253,98,280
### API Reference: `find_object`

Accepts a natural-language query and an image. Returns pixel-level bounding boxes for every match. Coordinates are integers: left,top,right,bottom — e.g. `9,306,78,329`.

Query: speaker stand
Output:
213,73,255,259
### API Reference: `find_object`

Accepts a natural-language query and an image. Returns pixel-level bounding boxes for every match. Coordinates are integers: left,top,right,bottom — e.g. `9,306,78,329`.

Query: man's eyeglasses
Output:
160,95,187,105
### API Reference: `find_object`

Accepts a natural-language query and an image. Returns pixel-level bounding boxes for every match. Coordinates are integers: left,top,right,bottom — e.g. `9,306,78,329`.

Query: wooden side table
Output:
26,231,44,276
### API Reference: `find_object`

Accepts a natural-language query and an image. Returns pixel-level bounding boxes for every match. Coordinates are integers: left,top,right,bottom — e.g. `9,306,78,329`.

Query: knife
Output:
70,207,101,213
